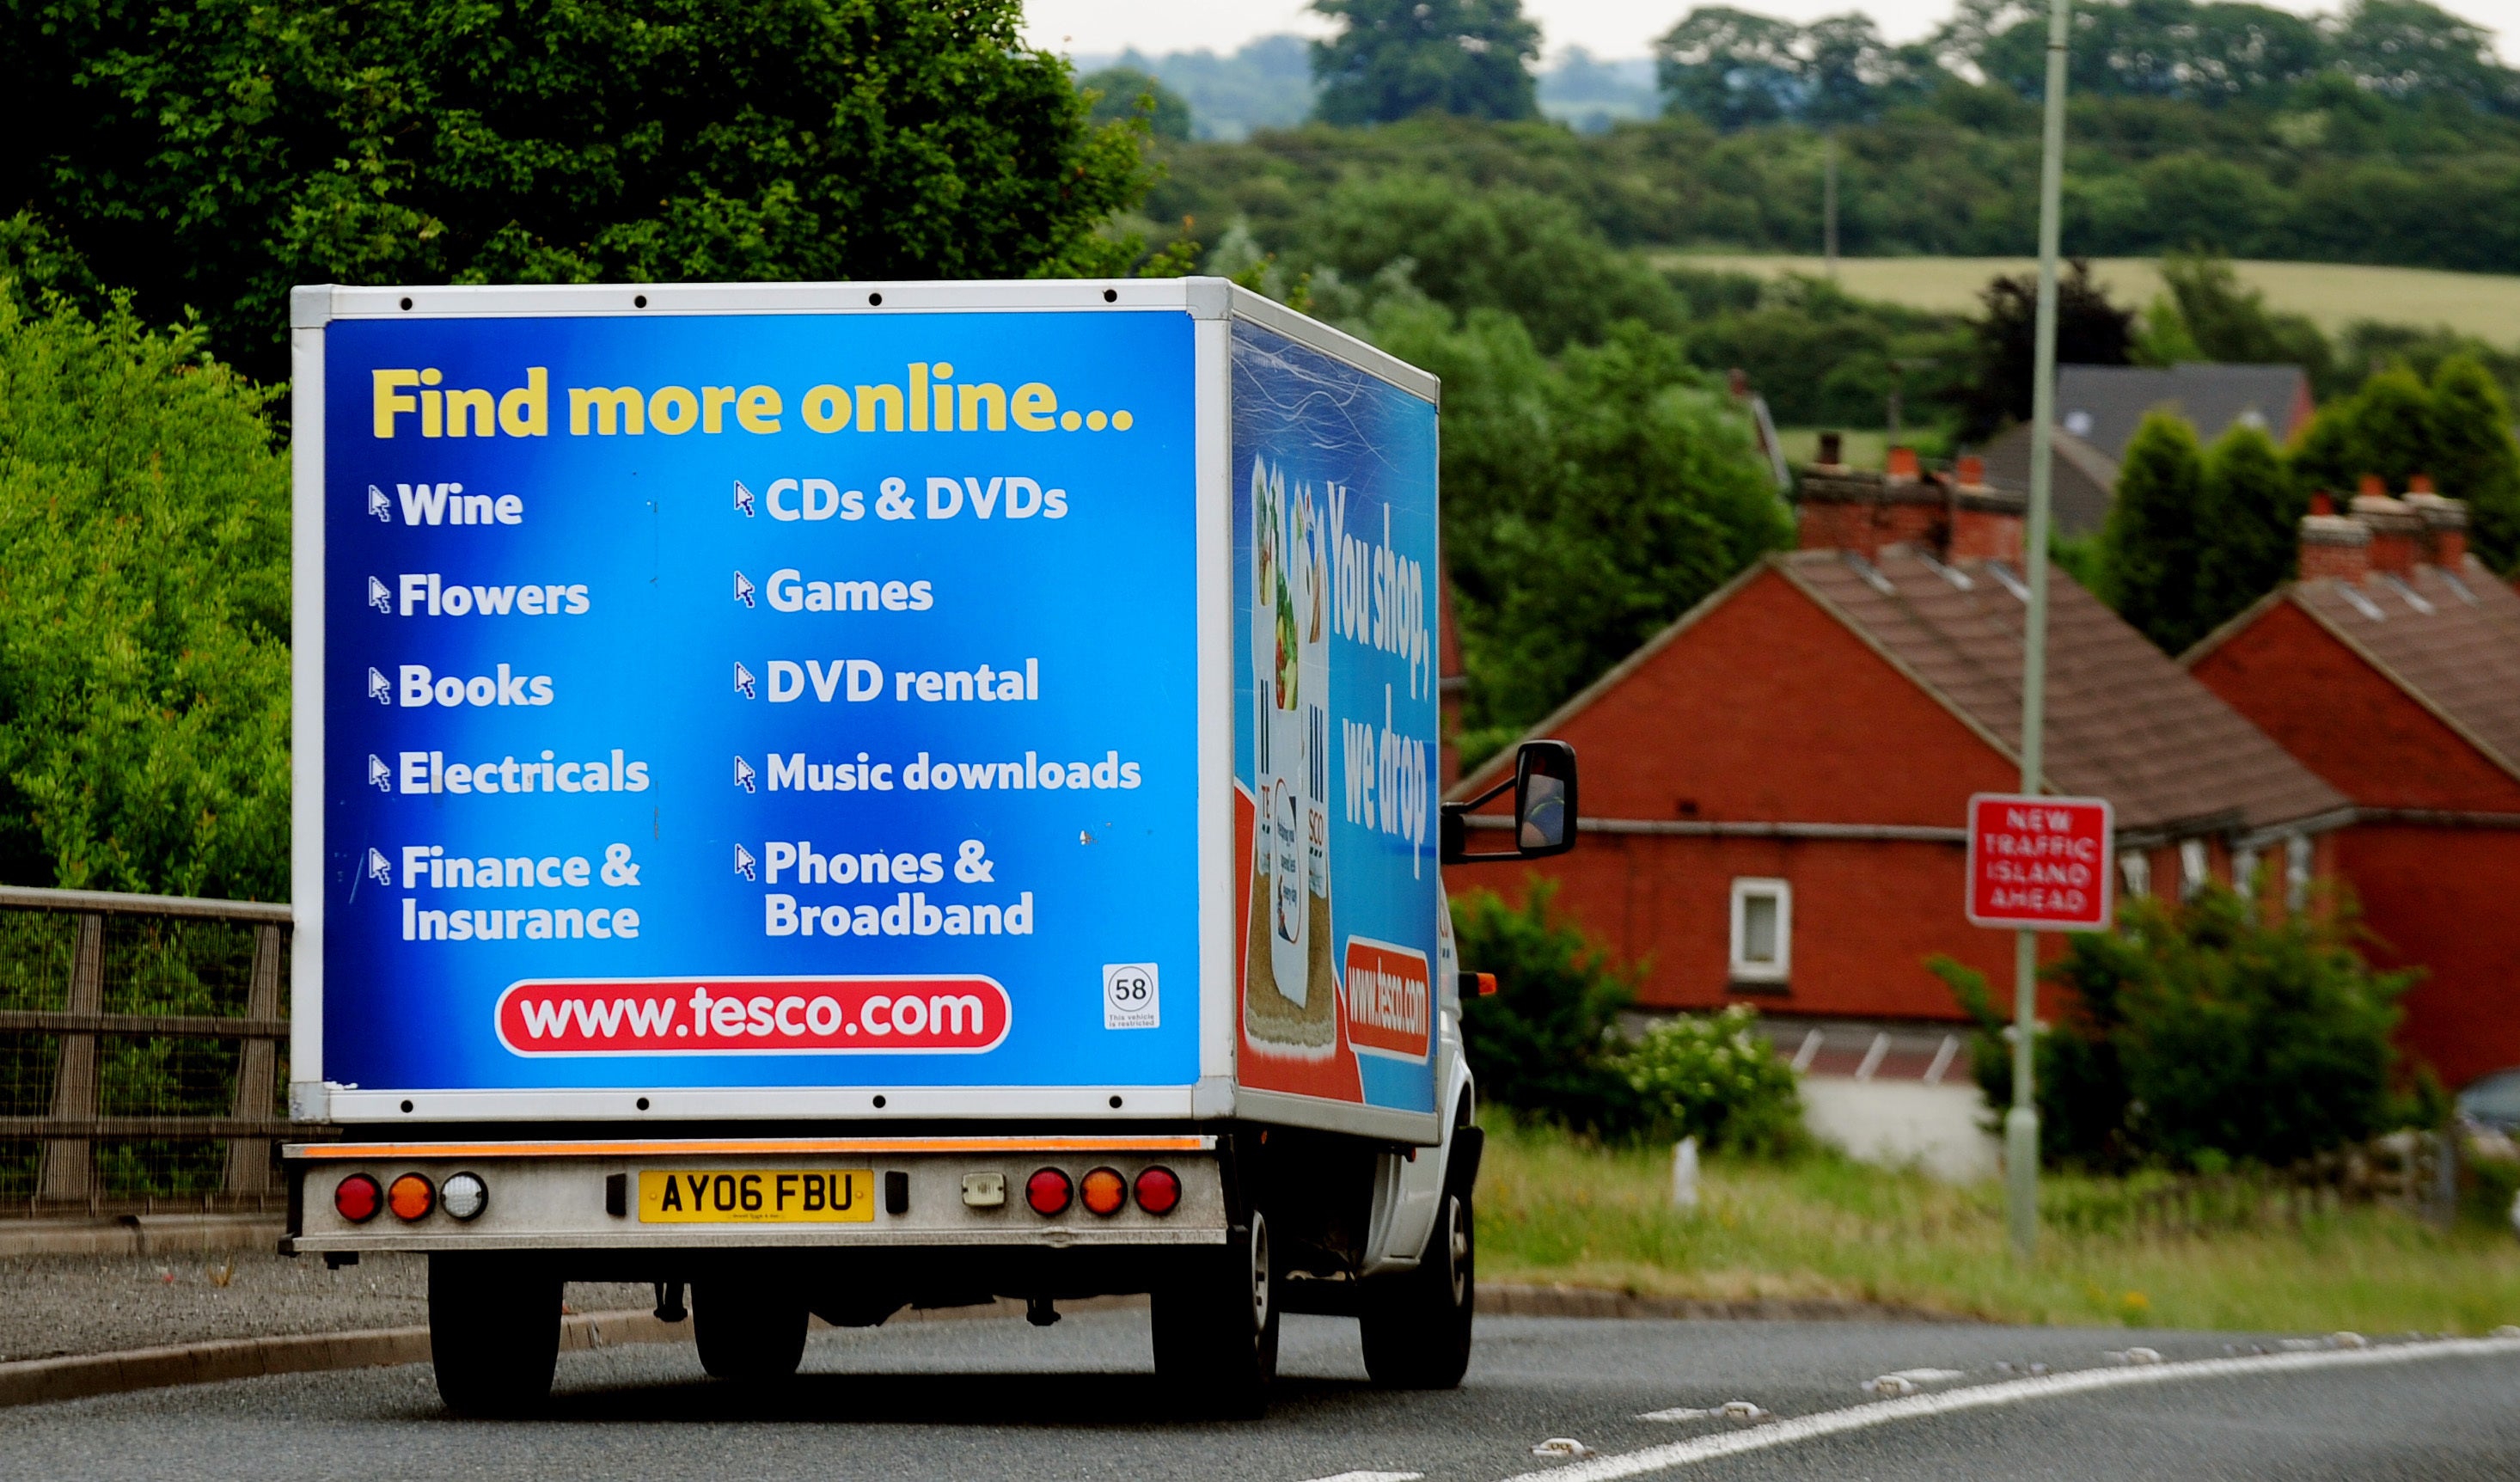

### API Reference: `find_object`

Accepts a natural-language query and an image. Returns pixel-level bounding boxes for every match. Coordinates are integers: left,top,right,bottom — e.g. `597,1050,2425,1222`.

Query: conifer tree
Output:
2101,411,2207,654
2351,368,2436,488
2428,355,2520,573
2196,420,2297,634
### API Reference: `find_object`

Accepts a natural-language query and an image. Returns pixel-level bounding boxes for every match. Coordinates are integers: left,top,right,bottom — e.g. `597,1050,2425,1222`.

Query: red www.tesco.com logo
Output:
494,975,1010,1055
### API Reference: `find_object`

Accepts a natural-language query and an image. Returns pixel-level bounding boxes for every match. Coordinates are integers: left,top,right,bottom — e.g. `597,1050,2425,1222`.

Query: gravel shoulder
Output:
0,1249,649,1363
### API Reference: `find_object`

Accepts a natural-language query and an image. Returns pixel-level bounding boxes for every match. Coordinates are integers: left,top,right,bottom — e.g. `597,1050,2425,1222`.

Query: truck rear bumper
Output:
284,1135,1226,1253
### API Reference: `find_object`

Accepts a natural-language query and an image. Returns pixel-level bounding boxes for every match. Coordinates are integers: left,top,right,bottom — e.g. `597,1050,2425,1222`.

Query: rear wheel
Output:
1152,1210,1280,1417
428,1252,562,1417
694,1271,810,1381
1360,1184,1474,1389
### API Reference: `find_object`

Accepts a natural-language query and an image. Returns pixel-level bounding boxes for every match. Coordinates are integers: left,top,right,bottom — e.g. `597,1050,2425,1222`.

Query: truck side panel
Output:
1229,316,1442,1126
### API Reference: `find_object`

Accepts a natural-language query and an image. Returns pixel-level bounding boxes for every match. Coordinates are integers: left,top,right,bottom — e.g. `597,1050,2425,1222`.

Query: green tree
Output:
0,293,289,899
2427,355,2520,571
2195,420,2298,632
1968,0,2333,106
2352,367,2437,487
2333,0,2520,116
2153,249,2333,384
1655,6,1811,129
1936,884,2416,1171
2285,404,2361,502
3,0,1153,381
1452,881,1640,1133
1080,66,1193,142
1372,303,1789,756
2101,411,2208,654
1960,260,2135,440
1310,0,1541,126
1292,175,1687,352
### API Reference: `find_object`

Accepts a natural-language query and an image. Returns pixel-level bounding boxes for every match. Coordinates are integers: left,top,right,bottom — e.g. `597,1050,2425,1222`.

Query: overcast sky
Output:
1022,0,2514,64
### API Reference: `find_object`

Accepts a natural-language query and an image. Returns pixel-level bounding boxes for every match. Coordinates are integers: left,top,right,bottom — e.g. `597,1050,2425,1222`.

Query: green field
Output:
1479,1119,2520,1333
1661,254,2520,343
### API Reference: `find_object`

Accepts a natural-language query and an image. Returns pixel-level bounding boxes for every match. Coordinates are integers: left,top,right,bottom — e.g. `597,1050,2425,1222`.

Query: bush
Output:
1932,884,2420,1172
1453,881,1639,1134
1606,1004,1803,1154
0,290,290,898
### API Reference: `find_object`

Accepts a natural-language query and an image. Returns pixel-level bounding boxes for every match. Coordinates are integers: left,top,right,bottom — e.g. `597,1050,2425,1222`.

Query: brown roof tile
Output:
1783,547,2349,837
2287,559,2520,778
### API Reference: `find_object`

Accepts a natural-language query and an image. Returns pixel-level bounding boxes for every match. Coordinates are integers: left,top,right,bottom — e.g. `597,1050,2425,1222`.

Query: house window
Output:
2179,839,2210,900
2233,845,2260,899
2286,834,2314,912
1729,878,1792,986
2119,850,2151,899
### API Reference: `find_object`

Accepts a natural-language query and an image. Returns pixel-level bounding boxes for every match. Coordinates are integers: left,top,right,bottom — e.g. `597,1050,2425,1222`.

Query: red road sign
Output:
1966,793,2113,930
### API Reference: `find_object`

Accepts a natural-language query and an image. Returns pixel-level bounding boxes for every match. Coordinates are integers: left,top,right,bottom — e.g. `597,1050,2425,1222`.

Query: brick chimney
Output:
1945,453,2028,565
1795,445,1942,556
2352,474,2423,576
2401,475,2469,567
2299,490,2370,583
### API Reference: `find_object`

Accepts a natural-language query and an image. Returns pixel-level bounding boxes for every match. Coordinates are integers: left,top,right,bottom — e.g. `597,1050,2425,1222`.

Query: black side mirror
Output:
1441,740,1580,865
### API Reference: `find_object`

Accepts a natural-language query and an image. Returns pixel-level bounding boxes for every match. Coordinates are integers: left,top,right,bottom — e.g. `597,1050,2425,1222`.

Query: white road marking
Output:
1636,1407,1712,1423
1880,1368,1967,1383
1501,1335,2520,1480
1298,1473,1423,1482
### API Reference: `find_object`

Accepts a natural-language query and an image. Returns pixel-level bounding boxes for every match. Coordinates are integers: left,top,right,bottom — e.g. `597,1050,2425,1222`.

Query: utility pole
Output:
2009,0,2074,1260
1823,133,1839,279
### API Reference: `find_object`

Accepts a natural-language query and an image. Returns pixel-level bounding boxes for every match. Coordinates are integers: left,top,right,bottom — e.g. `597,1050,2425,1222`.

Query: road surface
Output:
3,1307,2515,1480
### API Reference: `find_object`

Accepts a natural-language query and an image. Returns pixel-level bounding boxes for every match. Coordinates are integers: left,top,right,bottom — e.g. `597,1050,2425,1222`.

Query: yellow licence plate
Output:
638,1169,876,1223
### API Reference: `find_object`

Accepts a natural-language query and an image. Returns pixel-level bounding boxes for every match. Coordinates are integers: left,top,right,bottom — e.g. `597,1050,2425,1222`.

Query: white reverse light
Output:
441,1171,489,1222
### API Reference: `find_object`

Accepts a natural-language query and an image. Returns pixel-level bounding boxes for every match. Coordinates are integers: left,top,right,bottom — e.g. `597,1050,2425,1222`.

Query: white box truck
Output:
281,279,1576,1415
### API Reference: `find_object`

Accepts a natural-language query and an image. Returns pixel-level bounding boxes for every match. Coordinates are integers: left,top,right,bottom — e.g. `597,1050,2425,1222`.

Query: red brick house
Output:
2187,481,2520,1087
1452,455,2349,1038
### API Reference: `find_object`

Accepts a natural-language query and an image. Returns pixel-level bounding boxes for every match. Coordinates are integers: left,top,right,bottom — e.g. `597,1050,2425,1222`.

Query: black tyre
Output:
1359,1183,1474,1389
1151,1210,1280,1418
693,1271,809,1381
428,1252,562,1418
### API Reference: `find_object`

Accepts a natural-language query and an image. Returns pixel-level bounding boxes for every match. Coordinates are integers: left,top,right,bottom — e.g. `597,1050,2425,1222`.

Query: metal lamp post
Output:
2009,0,2075,1261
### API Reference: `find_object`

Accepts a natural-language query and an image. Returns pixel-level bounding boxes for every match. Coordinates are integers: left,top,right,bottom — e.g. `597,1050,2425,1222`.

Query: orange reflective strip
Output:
288,1135,1214,1160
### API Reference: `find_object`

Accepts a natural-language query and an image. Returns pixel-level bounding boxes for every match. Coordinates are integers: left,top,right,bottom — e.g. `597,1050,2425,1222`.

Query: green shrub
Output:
1453,880,1640,1134
1605,1004,1803,1154
1933,884,2419,1172
0,291,290,899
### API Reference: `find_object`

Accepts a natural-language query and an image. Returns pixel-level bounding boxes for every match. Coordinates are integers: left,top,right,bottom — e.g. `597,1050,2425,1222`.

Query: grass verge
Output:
1477,1118,2520,1333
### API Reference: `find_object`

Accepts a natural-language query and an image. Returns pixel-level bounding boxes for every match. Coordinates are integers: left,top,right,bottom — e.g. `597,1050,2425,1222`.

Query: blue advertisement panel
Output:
1230,321,1441,1115
320,309,1200,1092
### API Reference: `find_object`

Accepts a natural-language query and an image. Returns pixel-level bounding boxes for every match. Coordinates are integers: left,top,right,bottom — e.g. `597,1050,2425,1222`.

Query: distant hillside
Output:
1148,95,2520,277
1674,256,2520,344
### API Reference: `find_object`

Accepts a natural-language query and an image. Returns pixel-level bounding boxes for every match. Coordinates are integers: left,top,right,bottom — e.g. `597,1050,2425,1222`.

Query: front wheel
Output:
428,1252,562,1417
1152,1211,1281,1417
1359,1185,1474,1389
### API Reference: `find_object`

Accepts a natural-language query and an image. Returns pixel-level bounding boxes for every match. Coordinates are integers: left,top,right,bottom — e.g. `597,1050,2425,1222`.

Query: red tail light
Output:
1080,1167,1126,1216
1025,1167,1072,1216
1134,1166,1181,1216
333,1173,382,1223
388,1172,436,1222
